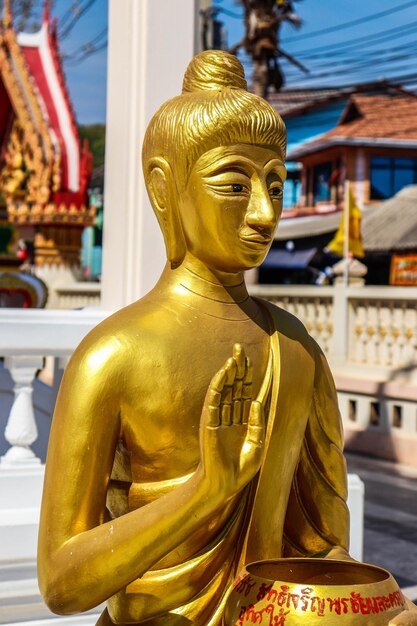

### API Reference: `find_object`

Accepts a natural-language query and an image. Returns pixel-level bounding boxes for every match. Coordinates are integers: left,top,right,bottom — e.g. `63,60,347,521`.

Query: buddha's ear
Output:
145,157,186,268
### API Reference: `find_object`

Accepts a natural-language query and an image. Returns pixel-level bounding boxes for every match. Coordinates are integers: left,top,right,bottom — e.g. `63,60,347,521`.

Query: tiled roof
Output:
324,95,417,141
362,186,417,251
269,80,411,118
286,93,417,160
269,87,344,117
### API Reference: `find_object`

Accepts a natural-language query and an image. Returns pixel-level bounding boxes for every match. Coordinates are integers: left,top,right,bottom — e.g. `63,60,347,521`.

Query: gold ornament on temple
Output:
38,50,417,626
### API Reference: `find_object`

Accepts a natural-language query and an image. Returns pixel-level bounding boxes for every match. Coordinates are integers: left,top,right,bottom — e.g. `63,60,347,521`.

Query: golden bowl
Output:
224,558,406,626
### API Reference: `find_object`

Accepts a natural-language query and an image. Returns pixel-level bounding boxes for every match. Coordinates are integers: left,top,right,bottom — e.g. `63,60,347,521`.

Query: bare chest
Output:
120,318,270,481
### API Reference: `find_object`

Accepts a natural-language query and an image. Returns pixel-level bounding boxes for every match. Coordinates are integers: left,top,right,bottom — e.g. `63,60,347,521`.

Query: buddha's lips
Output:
239,232,272,245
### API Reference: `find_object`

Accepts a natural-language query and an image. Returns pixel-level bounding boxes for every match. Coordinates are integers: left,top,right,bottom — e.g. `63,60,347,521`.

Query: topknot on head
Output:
182,50,247,94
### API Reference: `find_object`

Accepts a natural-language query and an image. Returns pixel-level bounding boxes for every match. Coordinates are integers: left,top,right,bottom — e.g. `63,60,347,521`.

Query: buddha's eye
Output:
232,184,244,193
269,186,283,198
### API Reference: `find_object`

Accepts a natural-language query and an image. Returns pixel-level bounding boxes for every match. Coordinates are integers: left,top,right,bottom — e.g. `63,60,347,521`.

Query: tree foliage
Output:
78,124,105,168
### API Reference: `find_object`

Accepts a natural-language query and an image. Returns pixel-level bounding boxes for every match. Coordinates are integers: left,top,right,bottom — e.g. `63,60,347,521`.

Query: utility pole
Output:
198,0,226,52
229,0,308,99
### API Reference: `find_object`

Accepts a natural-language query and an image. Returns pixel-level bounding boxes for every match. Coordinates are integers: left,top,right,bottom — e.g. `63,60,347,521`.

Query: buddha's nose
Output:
245,188,276,233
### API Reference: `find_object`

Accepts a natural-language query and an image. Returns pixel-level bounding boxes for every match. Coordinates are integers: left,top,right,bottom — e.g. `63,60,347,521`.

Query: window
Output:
392,405,402,428
348,399,357,422
370,156,417,200
313,161,332,204
369,401,380,426
283,167,302,210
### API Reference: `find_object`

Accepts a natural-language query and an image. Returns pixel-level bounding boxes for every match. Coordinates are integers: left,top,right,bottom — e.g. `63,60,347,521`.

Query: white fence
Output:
251,284,417,370
2,285,417,464
0,298,365,574
250,284,417,465
0,309,109,463
0,283,415,570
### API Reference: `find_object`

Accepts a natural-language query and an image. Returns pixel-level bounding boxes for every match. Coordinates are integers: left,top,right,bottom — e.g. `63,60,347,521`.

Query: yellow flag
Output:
326,187,365,258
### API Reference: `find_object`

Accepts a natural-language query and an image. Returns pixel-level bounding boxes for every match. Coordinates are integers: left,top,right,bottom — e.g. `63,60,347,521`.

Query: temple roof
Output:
0,0,93,226
269,80,411,119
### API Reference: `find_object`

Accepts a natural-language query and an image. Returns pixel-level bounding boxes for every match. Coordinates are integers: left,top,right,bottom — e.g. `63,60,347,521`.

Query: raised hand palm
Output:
200,344,265,498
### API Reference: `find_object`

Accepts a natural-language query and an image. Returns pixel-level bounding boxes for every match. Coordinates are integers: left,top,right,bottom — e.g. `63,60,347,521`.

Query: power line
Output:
57,0,81,30
285,64,417,89
58,0,97,40
64,25,107,59
65,38,107,65
285,59,417,82
292,21,417,59
281,27,417,86
282,0,417,43
281,70,417,90
287,42,417,74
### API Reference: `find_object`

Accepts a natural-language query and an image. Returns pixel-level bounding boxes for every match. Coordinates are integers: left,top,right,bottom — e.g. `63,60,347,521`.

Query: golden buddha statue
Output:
38,51,417,626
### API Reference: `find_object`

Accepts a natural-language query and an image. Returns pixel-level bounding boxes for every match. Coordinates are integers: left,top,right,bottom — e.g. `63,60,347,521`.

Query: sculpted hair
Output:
142,50,286,187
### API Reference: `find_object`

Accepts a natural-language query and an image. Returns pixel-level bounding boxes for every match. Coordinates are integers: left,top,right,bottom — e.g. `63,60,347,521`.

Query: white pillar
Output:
101,0,197,310
354,149,366,209
331,283,349,368
347,473,365,562
1,356,43,467
0,354,45,561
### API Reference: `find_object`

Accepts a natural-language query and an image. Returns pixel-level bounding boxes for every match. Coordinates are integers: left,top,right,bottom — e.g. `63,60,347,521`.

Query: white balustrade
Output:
0,308,109,463
347,287,417,369
250,285,334,357
1,356,44,466
250,284,417,373
0,308,110,564
250,284,417,466
1,285,415,565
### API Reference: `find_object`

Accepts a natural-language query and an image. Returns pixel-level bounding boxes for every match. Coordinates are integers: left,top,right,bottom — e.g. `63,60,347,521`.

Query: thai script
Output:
233,579,405,619
234,575,258,598
328,590,405,616
239,603,290,625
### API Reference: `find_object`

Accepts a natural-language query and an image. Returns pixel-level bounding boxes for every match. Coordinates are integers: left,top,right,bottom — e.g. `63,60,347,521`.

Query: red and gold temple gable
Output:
0,0,94,228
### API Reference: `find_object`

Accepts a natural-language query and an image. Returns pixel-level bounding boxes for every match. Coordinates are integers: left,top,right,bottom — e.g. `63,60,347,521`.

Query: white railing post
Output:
347,474,365,562
331,283,349,367
0,309,110,567
1,355,44,466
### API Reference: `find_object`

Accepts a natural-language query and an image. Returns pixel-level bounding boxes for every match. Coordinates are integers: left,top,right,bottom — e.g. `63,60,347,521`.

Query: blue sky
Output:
48,0,417,124
216,0,417,90
49,0,108,125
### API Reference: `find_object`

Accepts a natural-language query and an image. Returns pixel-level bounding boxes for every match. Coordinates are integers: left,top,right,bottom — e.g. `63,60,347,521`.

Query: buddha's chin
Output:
239,244,271,268
189,244,270,275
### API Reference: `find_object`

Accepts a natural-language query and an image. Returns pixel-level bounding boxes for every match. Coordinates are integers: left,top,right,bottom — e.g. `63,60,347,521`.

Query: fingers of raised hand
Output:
229,345,252,426
206,367,227,427
242,356,253,424
222,357,237,425
208,345,254,427
233,343,246,380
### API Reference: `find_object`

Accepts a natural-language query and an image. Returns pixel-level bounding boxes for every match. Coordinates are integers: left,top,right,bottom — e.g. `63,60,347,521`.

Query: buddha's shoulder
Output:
256,297,317,353
67,298,172,373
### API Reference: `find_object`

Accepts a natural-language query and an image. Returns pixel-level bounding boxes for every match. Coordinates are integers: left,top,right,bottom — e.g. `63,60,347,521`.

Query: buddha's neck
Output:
158,255,255,321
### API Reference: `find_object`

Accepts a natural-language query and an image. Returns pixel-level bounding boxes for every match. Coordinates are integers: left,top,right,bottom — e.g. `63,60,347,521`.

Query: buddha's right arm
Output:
38,358,222,615
38,343,264,616
39,458,222,615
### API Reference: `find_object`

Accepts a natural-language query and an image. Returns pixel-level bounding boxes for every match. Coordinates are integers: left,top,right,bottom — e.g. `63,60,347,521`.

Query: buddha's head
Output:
143,50,286,273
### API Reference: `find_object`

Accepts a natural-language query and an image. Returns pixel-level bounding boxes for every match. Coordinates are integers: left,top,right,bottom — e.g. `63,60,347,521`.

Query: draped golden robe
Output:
99,302,349,626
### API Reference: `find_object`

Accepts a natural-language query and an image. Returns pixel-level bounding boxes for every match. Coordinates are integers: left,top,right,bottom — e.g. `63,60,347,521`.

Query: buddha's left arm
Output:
282,341,350,557
282,343,417,622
